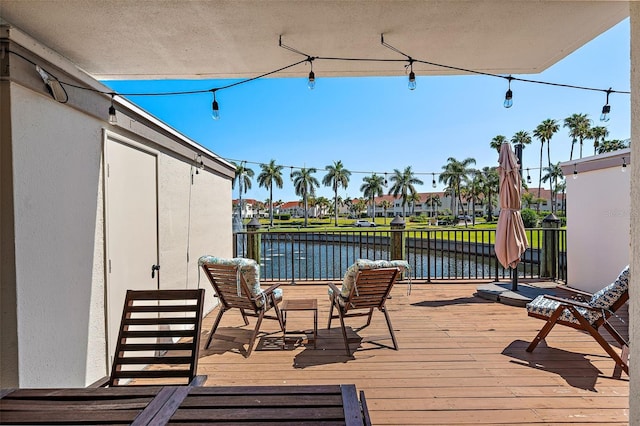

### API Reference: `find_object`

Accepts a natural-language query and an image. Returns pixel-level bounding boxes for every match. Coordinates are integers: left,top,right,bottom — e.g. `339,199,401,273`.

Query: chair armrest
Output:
328,282,341,297
262,282,283,295
542,295,596,310
189,375,208,387
559,286,593,298
87,376,109,388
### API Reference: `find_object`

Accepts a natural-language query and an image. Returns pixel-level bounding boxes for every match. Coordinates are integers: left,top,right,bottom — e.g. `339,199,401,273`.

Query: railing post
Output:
390,216,406,278
541,214,561,280
246,217,261,264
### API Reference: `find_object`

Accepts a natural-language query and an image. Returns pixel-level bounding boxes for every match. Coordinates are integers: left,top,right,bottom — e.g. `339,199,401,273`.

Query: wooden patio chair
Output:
328,259,409,356
526,265,629,378
199,256,284,357
92,289,206,387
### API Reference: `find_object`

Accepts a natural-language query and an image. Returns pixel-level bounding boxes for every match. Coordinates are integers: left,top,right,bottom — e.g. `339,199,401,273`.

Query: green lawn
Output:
242,217,563,249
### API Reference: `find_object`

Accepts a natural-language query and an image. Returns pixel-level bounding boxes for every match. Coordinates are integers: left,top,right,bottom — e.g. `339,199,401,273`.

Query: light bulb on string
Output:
290,166,294,179
526,168,531,184
408,60,416,91
211,91,220,120
384,173,388,186
600,88,611,122
108,94,117,124
503,76,513,108
307,58,316,90
432,173,436,189
622,157,627,173
572,164,578,180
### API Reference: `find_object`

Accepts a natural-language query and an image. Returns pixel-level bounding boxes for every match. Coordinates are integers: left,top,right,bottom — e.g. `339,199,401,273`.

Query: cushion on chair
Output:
589,265,629,309
526,295,602,325
198,256,279,307
329,259,410,302
526,265,629,325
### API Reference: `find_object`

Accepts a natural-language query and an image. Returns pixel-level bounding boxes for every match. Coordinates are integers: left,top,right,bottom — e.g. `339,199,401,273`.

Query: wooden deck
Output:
196,282,629,425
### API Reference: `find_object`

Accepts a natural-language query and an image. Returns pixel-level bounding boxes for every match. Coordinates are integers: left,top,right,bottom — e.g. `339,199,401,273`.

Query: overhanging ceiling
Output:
0,1,630,80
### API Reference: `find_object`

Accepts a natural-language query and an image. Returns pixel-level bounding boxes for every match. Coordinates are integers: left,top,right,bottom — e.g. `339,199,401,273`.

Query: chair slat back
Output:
345,268,399,311
200,263,260,312
109,289,205,386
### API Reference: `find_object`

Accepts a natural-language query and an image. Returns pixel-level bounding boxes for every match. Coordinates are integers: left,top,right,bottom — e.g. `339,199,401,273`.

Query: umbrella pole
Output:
511,267,518,292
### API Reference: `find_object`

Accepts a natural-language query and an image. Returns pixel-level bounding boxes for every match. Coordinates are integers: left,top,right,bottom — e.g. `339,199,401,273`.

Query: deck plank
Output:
195,282,629,425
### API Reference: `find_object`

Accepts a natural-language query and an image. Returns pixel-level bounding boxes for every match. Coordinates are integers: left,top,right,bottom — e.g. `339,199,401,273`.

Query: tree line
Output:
233,113,629,227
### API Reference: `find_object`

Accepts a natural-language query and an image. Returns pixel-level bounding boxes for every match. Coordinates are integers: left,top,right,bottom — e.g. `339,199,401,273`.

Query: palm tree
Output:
322,161,351,226
257,159,284,227
466,171,484,225
590,126,609,155
360,174,385,220
439,157,476,219
315,196,331,220
533,119,560,213
388,166,424,217
521,191,535,209
598,139,629,154
563,113,591,160
481,166,499,221
511,130,532,167
490,135,507,154
379,199,392,224
424,194,441,222
541,162,563,213
233,161,254,219
407,192,422,216
291,167,319,227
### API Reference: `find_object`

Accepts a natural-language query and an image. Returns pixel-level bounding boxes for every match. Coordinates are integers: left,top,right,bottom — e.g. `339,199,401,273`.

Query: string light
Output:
307,59,316,90
526,168,531,184
600,88,612,122
211,90,220,120
10,38,628,123
432,173,436,188
290,166,294,179
108,94,117,124
384,172,388,186
408,60,416,91
503,76,513,108
572,163,578,180
195,154,204,174
622,156,627,173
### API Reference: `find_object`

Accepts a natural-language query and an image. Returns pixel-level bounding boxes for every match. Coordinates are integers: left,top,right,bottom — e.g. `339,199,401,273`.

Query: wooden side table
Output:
281,298,317,349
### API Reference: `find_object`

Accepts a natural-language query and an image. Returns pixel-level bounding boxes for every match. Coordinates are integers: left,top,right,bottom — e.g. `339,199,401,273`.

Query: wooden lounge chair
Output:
92,289,206,387
328,259,409,356
199,256,284,357
526,265,629,377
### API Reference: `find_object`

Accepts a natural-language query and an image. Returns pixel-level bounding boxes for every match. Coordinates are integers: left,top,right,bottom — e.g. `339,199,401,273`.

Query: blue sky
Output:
104,19,630,202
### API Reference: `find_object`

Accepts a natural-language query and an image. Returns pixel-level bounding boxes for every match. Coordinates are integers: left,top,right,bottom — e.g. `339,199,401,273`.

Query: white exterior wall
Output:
158,156,232,315
8,83,233,387
629,3,639,423
562,151,630,293
12,83,107,387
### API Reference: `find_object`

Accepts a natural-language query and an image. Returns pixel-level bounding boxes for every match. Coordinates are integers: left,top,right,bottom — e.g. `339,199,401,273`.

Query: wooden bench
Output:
0,384,371,425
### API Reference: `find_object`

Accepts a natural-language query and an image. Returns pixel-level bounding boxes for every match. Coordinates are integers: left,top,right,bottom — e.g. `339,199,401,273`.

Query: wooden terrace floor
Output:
196,282,629,425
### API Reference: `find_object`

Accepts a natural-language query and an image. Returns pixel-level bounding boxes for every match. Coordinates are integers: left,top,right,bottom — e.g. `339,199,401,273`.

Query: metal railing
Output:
234,228,567,283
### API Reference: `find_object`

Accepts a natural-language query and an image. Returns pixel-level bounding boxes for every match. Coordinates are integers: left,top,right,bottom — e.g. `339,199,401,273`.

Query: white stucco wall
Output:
629,3,639,424
9,81,233,387
562,151,631,293
158,155,232,315
12,83,106,387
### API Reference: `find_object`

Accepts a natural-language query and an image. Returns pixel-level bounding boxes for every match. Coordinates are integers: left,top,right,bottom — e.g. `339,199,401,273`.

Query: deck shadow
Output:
411,295,493,307
502,339,618,391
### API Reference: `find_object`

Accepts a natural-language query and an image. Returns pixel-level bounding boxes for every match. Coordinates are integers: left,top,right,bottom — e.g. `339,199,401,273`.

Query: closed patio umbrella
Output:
494,143,529,291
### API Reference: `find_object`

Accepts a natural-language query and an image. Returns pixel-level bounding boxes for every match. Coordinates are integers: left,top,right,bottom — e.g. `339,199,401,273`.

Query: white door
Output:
104,136,159,366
